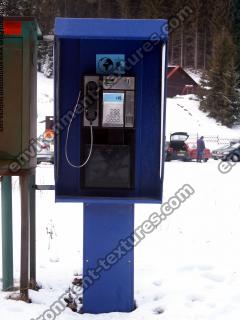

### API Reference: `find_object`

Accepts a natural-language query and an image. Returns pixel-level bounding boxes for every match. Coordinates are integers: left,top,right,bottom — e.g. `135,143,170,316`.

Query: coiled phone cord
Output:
65,91,94,168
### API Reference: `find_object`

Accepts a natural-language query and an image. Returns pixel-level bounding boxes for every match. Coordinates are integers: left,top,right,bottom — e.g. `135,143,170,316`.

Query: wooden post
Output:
1,176,14,291
20,174,30,301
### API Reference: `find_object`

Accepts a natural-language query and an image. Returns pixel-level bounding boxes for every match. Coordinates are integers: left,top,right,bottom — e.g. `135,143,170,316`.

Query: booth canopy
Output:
55,18,168,41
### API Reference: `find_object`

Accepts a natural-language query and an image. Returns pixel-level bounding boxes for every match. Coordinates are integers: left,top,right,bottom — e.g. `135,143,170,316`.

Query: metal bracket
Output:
33,185,55,190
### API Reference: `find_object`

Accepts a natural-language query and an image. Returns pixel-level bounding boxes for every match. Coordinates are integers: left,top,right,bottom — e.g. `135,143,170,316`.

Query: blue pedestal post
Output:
83,203,134,314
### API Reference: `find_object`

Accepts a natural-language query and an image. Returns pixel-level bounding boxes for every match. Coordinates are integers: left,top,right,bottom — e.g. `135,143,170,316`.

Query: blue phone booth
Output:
54,18,168,314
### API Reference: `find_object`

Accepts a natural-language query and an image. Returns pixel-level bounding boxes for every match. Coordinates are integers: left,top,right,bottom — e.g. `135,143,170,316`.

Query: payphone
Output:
83,75,135,128
65,75,136,189
55,17,168,314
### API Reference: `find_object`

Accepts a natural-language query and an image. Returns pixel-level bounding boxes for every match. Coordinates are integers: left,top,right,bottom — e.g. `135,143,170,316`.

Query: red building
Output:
167,65,199,98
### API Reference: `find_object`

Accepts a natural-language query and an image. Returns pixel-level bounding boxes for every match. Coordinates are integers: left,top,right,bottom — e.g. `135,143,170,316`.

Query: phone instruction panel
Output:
102,92,124,127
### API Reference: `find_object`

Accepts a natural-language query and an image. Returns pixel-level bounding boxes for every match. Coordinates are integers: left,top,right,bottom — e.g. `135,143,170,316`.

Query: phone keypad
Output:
105,109,121,124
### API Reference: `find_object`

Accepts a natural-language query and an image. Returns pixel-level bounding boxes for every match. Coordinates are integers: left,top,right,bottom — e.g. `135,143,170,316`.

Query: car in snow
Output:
166,132,191,161
187,142,211,162
166,132,211,162
212,141,240,160
220,142,240,162
165,141,173,161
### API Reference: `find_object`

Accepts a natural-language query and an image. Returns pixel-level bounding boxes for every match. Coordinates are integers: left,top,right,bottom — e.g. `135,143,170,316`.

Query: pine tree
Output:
4,0,239,82
233,0,240,75
115,0,141,18
199,0,215,70
139,0,168,19
200,28,240,127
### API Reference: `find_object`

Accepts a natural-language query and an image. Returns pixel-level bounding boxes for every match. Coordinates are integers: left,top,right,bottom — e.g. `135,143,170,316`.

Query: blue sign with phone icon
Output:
96,54,125,75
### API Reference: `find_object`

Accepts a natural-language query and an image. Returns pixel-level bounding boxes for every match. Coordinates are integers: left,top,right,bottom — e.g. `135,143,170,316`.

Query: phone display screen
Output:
102,92,124,127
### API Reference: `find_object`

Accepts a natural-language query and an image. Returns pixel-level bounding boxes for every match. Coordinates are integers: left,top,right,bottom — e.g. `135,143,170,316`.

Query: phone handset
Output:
84,76,99,127
85,81,98,124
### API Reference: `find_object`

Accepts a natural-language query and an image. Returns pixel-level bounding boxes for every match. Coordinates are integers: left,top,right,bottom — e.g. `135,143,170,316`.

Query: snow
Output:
166,95,240,149
37,72,54,136
167,95,240,138
185,69,202,85
0,73,240,320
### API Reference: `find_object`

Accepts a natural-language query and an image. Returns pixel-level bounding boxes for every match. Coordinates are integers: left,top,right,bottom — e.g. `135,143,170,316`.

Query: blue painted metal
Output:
54,18,168,314
83,203,134,313
55,195,163,204
55,18,168,40
54,18,168,203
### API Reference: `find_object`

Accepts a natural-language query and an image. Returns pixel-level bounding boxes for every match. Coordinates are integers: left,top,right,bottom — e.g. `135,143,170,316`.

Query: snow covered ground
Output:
0,74,240,320
166,95,240,139
37,73,54,136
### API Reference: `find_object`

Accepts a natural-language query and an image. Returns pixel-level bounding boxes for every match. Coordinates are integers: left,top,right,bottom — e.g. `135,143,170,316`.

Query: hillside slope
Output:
166,95,240,145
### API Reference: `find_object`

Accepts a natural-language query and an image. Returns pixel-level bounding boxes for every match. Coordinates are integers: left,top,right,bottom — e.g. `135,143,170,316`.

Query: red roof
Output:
167,66,181,79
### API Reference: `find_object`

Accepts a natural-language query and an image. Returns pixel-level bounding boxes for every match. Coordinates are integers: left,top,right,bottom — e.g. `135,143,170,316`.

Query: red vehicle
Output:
166,132,211,162
187,142,211,162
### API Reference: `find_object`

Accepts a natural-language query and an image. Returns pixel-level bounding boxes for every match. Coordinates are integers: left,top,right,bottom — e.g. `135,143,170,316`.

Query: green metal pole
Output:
20,174,30,301
1,176,14,291
29,172,37,289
